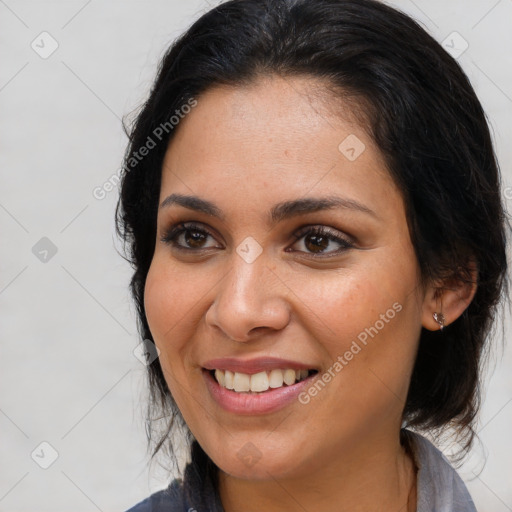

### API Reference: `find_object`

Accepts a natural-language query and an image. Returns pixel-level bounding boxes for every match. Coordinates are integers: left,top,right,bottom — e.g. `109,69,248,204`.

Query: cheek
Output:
290,256,422,395
299,276,381,346
144,263,175,341
289,264,415,350
143,261,201,409
144,259,199,363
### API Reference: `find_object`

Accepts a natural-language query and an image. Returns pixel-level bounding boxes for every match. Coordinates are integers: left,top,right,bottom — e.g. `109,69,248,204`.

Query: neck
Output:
218,429,417,512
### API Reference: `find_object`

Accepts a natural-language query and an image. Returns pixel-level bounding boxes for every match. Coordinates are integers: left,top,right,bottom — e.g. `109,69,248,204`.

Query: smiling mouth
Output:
210,368,318,393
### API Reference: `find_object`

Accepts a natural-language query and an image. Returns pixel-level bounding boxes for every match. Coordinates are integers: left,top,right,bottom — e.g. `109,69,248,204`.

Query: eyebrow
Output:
159,193,377,225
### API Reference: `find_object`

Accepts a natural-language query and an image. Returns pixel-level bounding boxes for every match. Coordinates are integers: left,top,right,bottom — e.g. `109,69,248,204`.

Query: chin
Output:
208,440,307,481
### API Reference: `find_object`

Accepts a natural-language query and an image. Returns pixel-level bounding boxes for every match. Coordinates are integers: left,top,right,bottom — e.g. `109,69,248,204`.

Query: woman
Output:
117,0,509,510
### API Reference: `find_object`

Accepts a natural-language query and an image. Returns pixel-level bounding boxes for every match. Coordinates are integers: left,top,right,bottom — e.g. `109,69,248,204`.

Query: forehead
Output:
159,75,400,220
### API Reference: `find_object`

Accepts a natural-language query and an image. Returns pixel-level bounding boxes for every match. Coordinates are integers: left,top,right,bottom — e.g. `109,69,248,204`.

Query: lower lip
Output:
203,369,316,415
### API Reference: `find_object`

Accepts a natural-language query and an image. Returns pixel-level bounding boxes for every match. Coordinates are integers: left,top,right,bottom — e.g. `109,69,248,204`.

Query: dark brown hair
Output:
115,0,510,474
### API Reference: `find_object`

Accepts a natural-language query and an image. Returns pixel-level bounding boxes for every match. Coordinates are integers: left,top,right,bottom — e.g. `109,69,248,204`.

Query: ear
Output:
421,262,478,331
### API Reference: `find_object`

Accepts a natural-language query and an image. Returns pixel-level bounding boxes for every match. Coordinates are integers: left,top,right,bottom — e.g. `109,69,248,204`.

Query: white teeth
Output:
283,369,296,386
215,369,225,387
268,369,284,388
224,370,234,390
212,368,312,393
250,371,269,392
233,372,250,392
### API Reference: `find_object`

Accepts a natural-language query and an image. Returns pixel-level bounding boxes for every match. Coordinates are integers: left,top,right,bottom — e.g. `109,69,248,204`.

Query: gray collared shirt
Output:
407,430,477,512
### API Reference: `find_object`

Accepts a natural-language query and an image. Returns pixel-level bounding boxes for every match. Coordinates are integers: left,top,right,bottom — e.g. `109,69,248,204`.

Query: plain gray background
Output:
1,1,511,510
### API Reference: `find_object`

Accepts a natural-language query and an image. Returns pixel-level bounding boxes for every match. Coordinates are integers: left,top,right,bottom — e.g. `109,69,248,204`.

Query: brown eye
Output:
304,233,330,253
289,226,354,256
184,229,208,248
161,222,221,251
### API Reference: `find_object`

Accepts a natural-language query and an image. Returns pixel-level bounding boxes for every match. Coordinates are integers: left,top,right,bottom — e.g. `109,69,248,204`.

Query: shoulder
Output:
124,479,187,512
404,429,477,512
124,458,223,512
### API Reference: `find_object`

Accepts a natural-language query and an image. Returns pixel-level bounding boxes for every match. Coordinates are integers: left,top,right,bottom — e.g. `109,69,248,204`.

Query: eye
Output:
287,225,354,256
160,222,354,256
160,222,221,251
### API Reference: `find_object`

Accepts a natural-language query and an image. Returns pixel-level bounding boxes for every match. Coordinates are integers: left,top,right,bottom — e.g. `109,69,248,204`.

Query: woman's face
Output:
145,76,428,480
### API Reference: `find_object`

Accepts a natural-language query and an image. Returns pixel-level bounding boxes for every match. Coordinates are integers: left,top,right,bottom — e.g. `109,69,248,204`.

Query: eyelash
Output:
160,222,354,257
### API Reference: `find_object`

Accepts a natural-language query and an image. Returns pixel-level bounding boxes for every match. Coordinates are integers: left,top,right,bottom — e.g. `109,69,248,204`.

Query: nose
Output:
205,253,291,342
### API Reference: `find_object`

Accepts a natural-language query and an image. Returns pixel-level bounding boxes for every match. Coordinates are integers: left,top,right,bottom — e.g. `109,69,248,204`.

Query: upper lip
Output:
202,357,317,375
